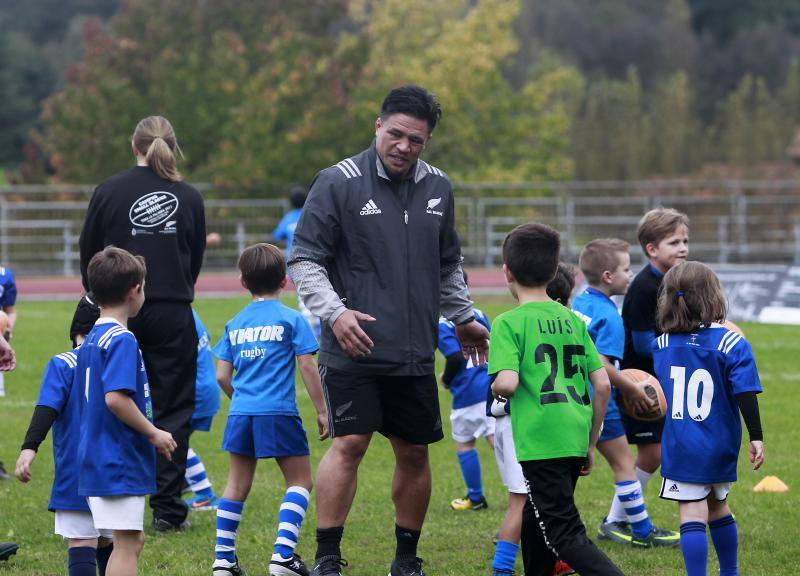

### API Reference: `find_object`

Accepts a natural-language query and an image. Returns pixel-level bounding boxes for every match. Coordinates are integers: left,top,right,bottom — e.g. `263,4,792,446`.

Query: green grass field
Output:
0,295,797,575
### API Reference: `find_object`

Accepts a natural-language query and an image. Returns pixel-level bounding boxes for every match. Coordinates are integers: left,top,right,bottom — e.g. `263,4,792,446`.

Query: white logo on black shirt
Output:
426,197,443,216
360,199,382,216
129,191,179,227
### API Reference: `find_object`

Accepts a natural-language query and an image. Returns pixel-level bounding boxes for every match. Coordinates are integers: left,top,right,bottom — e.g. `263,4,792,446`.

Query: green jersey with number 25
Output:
489,301,604,462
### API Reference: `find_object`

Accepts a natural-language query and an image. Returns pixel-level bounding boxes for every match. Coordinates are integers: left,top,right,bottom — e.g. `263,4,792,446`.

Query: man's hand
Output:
317,412,330,441
332,309,376,358
750,440,764,470
455,320,490,367
0,334,15,372
580,449,595,476
148,428,177,460
15,449,36,482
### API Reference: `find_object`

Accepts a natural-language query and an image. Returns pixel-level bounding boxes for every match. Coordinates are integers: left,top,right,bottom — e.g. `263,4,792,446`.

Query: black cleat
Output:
151,517,192,533
270,553,309,576
213,556,246,575
310,555,348,576
389,554,425,576
0,542,18,561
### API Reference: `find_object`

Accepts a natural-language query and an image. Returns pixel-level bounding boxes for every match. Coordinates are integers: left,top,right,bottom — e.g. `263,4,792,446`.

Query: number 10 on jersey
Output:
669,366,714,422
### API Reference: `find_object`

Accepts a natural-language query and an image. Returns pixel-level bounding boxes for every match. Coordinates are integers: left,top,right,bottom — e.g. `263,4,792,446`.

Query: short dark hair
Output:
70,292,100,347
502,222,560,287
87,247,147,307
289,186,306,209
238,243,286,295
579,238,630,285
380,85,442,133
546,262,576,304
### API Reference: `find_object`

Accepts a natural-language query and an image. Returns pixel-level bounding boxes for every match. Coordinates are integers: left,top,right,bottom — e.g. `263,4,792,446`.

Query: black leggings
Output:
520,457,625,576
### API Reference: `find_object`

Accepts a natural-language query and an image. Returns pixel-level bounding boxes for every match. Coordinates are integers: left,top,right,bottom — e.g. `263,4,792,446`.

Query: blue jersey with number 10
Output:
652,324,762,484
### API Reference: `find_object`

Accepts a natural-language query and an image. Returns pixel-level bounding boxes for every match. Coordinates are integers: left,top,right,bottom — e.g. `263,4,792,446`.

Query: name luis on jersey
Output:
536,317,574,336
228,325,285,345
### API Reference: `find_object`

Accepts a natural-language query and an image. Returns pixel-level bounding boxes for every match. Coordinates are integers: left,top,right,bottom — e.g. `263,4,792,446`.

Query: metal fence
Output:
3,180,800,275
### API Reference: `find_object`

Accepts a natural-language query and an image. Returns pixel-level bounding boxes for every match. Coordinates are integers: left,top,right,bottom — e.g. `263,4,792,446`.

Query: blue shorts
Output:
598,417,626,443
222,415,310,458
191,415,214,432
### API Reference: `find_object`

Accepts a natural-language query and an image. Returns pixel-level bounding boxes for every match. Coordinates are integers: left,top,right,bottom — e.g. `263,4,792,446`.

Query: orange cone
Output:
753,476,789,493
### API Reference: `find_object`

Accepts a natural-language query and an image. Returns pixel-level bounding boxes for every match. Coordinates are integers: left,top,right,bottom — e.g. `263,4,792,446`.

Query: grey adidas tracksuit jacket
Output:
287,143,474,376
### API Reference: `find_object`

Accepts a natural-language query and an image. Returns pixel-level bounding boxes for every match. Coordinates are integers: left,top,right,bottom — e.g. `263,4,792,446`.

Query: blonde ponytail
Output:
132,116,183,182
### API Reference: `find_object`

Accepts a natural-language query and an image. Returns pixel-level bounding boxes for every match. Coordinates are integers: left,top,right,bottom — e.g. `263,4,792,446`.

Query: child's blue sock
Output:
709,515,738,576
680,521,708,576
96,542,113,576
273,486,310,560
491,540,518,572
615,480,653,538
457,449,483,502
67,546,97,576
186,448,214,499
215,499,244,563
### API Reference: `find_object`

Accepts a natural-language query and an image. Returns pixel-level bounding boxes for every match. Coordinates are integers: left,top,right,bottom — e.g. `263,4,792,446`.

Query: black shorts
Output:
319,365,443,445
617,389,664,444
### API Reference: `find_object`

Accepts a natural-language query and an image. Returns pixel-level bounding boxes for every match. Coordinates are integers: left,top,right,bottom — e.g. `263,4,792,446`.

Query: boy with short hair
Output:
438,271,494,512
490,223,624,576
15,293,114,576
621,209,689,495
573,239,679,548
211,243,328,576
184,309,222,511
0,265,17,410
78,246,177,576
489,263,577,576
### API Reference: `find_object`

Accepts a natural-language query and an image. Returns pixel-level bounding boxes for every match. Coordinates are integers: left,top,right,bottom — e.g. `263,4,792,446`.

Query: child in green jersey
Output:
490,222,625,576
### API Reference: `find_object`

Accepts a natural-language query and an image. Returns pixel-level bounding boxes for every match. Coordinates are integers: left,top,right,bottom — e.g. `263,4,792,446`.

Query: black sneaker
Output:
213,557,246,575
631,525,680,548
310,555,348,576
270,553,309,576
389,555,425,576
597,518,632,544
151,517,192,533
0,542,18,561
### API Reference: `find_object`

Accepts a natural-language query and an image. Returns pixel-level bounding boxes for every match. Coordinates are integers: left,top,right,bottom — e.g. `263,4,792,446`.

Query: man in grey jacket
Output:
288,85,489,576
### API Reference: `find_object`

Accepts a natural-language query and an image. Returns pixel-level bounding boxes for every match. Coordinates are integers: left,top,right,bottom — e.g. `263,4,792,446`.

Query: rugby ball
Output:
620,369,666,422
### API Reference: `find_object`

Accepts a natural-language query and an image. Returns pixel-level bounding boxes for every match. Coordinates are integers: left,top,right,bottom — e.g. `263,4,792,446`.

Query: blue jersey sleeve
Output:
36,355,74,412
273,213,292,242
726,337,762,395
213,324,234,363
292,313,319,356
102,334,140,394
0,268,16,307
437,319,461,357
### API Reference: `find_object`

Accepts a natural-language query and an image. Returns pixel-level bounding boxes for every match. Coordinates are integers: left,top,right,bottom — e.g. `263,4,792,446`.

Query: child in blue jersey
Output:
15,293,113,576
78,247,177,575
0,265,17,404
184,309,222,511
211,243,329,576
573,239,679,548
653,261,764,576
439,271,494,511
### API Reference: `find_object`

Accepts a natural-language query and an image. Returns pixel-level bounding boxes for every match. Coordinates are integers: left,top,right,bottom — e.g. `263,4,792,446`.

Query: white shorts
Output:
450,402,495,443
55,510,113,540
659,477,732,502
492,416,527,494
88,496,146,531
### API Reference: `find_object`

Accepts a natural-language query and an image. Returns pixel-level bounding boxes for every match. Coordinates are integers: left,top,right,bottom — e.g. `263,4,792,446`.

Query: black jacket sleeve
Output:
735,391,763,441
21,405,59,451
79,187,106,291
442,352,467,387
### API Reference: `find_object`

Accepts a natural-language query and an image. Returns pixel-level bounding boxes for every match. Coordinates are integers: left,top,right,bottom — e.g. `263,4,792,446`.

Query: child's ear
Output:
645,242,658,258
280,276,288,290
239,275,247,290
555,297,562,303
502,264,515,283
601,270,613,285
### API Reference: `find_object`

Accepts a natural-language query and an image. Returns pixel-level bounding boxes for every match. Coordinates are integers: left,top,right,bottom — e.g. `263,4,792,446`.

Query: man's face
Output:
375,113,430,178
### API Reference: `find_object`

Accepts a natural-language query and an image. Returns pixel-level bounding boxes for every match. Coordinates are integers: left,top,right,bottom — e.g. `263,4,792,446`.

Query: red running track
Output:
16,268,508,300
